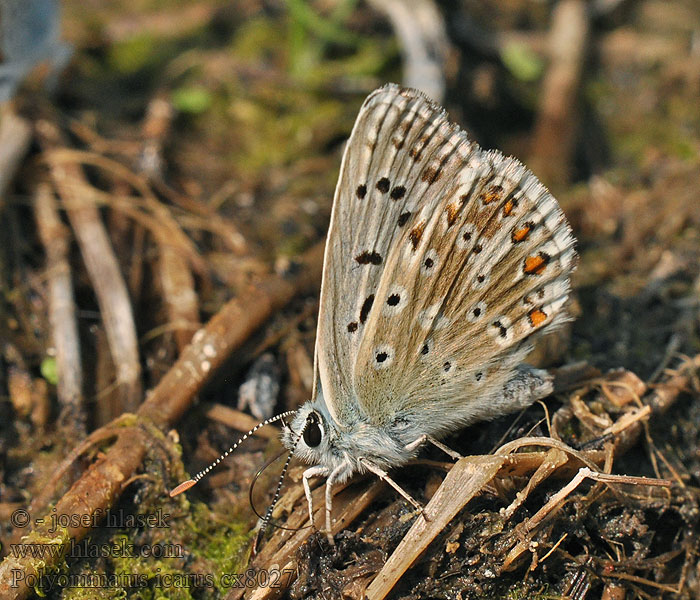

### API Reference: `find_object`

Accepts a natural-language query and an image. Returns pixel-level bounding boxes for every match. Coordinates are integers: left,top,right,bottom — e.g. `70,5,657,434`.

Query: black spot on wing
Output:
359,295,375,324
376,177,390,193
355,251,383,265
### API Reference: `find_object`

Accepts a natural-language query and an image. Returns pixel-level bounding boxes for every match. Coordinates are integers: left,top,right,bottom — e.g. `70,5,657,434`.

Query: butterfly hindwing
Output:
315,84,575,432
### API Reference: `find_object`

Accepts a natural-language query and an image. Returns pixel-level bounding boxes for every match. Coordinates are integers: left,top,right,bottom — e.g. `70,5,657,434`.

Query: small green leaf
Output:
40,357,58,386
171,86,213,114
501,42,544,82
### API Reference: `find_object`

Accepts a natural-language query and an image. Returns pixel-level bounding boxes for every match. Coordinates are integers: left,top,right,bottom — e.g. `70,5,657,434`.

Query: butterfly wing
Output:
315,84,576,433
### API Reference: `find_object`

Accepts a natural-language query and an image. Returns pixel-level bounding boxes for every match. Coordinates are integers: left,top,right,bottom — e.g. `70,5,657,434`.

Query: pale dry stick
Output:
33,182,85,433
0,242,325,600
529,0,590,186
501,448,568,519
159,243,200,351
52,144,247,257
205,405,279,441
502,468,673,570
602,566,684,595
174,212,248,255
538,532,568,566
36,119,142,413
364,456,507,600
570,392,614,431
613,354,700,457
0,106,32,202
50,145,203,352
138,94,200,351
595,370,647,407
139,93,172,179
602,404,651,437
497,436,603,472
366,0,448,103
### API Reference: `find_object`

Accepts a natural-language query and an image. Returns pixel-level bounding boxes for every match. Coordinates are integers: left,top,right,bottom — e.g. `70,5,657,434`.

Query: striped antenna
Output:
252,417,305,553
169,410,297,497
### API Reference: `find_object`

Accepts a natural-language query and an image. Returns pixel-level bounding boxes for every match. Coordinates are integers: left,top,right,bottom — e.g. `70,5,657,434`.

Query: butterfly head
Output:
282,400,343,468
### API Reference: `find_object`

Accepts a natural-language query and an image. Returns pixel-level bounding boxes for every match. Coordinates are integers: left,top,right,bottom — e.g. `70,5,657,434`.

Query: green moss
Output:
228,94,346,173
505,583,556,599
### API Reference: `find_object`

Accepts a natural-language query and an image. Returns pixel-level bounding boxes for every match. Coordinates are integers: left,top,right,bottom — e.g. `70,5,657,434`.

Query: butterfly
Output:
280,83,576,538
170,83,577,544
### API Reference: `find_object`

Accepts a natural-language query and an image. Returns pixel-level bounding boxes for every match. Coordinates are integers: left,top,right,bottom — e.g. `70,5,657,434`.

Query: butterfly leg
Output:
323,462,353,545
359,457,428,520
302,465,329,530
404,435,463,460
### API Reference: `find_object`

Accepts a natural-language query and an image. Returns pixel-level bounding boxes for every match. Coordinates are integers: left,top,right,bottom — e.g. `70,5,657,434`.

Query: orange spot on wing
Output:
524,253,550,275
503,199,515,216
480,184,503,205
528,308,548,327
445,203,459,227
409,221,426,250
512,226,531,243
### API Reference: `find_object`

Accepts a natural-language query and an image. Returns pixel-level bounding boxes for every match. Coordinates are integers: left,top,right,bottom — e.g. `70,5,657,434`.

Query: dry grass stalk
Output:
364,456,506,600
502,467,672,570
365,0,448,103
206,405,279,441
33,182,85,433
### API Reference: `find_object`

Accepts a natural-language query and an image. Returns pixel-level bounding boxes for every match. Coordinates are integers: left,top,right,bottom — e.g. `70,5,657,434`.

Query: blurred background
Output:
1,1,700,598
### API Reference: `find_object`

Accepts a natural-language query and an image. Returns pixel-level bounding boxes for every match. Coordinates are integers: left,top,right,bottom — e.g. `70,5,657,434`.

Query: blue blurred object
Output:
0,0,72,102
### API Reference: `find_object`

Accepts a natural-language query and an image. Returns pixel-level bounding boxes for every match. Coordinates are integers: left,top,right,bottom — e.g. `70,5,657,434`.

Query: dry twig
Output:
529,0,590,186
33,182,84,433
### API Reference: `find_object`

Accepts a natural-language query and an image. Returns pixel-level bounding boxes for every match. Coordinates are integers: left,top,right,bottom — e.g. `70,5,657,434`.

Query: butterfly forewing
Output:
315,84,575,431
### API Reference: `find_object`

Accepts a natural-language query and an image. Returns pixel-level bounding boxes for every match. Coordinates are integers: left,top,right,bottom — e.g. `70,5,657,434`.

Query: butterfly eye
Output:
303,412,322,448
